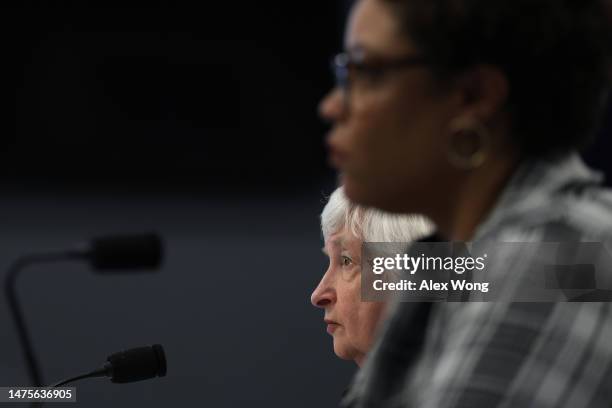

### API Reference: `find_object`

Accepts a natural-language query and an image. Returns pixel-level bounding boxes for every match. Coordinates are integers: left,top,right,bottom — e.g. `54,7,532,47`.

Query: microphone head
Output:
107,344,167,384
89,233,163,271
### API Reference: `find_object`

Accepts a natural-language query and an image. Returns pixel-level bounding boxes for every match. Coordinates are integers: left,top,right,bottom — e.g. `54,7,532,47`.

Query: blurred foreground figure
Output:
320,0,612,406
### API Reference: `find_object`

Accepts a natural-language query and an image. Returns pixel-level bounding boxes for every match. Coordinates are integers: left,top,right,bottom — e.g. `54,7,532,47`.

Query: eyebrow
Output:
322,237,342,256
346,43,368,60
347,40,385,57
328,237,341,246
347,42,412,63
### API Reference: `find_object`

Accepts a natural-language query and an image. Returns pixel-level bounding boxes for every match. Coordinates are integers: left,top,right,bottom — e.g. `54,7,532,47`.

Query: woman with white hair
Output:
311,186,433,366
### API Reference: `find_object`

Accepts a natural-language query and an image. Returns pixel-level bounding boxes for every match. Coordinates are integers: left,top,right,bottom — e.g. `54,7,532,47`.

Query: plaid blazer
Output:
342,152,612,408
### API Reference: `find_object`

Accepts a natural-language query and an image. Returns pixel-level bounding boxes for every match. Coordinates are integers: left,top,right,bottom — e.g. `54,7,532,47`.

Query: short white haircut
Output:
321,186,434,243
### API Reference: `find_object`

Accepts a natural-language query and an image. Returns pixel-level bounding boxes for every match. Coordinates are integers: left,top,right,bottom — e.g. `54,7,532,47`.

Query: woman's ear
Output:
455,64,509,124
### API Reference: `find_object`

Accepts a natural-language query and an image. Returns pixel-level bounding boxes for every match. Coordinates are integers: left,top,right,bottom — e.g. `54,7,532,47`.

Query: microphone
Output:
4,233,164,387
51,344,167,387
88,234,163,270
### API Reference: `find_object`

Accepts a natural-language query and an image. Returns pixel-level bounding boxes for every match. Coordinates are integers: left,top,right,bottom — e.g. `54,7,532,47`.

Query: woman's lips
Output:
327,141,349,170
326,323,339,334
325,320,340,334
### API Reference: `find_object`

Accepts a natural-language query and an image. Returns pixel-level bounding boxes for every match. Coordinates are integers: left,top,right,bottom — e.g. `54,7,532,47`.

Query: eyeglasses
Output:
330,51,429,92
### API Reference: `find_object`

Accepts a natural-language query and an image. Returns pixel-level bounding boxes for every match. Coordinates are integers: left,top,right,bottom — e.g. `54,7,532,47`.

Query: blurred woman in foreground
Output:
319,0,612,406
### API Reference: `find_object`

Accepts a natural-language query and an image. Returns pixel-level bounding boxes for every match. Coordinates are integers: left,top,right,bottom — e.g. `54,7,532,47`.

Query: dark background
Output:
0,3,354,408
1,2,611,407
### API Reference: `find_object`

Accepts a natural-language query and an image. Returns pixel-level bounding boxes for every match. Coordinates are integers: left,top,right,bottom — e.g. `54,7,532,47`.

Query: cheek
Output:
330,282,362,359
336,281,361,322
339,286,384,351
343,87,450,211
353,303,385,349
348,93,401,171
334,280,362,333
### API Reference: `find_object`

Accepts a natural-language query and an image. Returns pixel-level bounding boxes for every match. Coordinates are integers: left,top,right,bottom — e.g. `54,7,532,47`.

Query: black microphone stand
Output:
4,251,87,387
4,234,162,408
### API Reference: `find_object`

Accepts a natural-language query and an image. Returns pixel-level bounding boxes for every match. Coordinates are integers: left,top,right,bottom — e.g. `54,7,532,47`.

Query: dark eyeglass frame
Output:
330,51,430,91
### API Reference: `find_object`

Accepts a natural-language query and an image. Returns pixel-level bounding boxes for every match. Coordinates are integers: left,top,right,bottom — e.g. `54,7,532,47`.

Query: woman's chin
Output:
343,176,377,207
344,177,392,212
332,339,356,362
344,175,413,214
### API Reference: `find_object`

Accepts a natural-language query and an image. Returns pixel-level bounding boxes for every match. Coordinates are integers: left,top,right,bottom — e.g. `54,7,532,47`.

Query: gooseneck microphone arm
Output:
50,367,109,388
50,345,167,387
5,251,88,387
26,345,166,408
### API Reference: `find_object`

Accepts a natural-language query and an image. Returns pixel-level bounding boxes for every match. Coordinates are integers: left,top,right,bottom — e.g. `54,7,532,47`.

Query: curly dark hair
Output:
382,0,612,158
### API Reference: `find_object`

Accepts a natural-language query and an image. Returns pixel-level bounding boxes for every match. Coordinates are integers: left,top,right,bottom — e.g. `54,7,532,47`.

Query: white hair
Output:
321,186,434,243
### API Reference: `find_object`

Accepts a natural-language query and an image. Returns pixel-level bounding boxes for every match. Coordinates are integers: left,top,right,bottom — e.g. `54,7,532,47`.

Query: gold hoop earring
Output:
446,118,489,170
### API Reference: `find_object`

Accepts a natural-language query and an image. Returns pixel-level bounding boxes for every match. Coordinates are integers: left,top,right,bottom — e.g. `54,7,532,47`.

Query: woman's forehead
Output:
345,0,414,57
326,229,362,250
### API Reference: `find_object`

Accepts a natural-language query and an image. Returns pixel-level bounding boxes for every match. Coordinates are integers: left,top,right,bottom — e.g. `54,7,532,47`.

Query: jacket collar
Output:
473,152,604,239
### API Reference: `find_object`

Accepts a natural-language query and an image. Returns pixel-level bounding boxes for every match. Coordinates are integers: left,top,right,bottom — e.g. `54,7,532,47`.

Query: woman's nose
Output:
311,273,336,308
318,87,346,123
